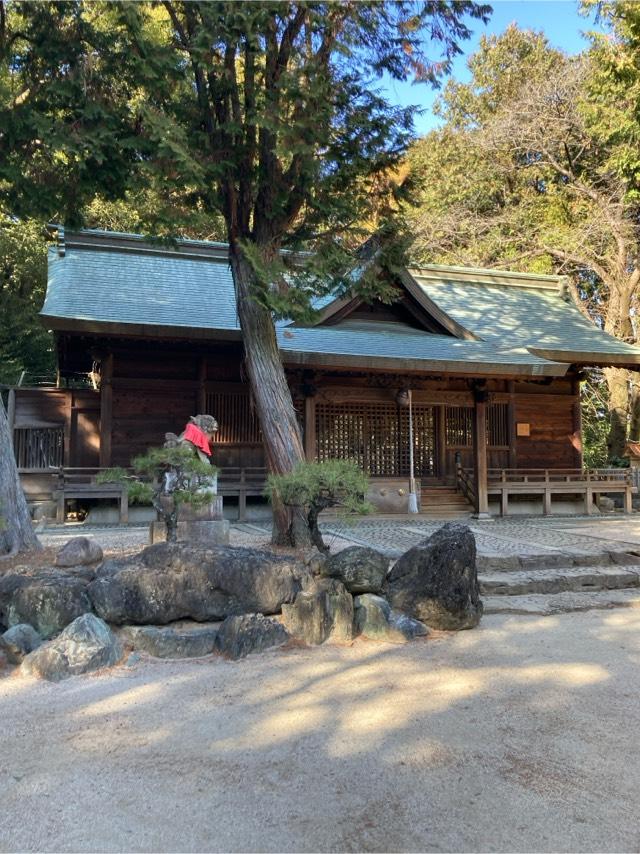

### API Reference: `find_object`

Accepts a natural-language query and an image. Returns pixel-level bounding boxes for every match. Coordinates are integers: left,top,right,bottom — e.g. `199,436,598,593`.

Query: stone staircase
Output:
478,550,640,615
420,484,473,520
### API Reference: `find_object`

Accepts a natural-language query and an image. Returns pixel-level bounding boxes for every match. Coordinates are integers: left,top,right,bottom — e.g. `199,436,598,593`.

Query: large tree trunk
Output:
0,394,41,557
229,247,312,548
629,379,640,444
604,366,629,460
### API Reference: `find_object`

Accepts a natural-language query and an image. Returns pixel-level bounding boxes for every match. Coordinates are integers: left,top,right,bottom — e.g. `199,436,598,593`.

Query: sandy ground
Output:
2,609,640,853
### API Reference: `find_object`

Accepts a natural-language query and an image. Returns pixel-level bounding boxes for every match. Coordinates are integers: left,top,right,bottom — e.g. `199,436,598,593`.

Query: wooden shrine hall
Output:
11,228,640,519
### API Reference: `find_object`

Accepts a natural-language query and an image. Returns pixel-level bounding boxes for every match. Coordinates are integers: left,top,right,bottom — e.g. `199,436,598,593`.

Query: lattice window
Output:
445,406,473,447
315,402,435,477
205,391,261,444
14,426,64,469
488,403,509,447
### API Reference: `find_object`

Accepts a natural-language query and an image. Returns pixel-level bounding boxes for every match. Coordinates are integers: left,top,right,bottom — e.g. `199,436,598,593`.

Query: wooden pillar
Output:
507,380,517,468
63,390,72,466
473,390,490,518
437,405,446,479
304,396,316,462
7,388,15,448
571,375,583,468
198,356,207,413
99,353,114,468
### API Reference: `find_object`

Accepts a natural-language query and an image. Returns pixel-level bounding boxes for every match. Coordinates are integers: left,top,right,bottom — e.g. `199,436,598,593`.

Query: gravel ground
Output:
2,609,640,853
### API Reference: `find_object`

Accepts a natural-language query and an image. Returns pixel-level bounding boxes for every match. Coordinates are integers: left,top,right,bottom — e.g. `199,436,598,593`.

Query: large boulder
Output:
88,542,306,625
319,546,389,594
214,614,289,660
0,623,43,664
0,570,93,638
119,622,219,659
282,578,354,645
354,594,428,644
386,522,483,630
21,614,123,681
55,537,103,568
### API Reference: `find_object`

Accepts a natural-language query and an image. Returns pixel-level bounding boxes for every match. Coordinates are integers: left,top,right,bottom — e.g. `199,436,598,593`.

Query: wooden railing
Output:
54,467,129,524
486,467,634,485
465,467,634,516
217,467,267,521
455,455,476,508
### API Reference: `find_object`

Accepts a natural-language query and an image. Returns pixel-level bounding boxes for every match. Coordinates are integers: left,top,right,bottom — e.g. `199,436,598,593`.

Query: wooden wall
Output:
22,338,581,482
13,387,100,468
107,341,265,469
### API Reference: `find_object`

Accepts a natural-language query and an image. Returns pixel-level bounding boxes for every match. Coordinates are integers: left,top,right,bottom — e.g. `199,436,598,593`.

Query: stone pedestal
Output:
150,519,230,546
178,495,224,521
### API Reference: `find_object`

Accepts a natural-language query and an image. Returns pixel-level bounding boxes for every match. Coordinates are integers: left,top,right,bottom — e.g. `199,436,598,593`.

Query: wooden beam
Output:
99,353,114,467
304,396,316,462
473,393,490,517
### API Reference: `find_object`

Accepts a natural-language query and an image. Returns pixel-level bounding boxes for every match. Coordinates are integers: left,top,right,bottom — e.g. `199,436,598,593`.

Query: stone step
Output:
483,588,640,616
421,510,472,519
479,565,640,596
477,550,640,573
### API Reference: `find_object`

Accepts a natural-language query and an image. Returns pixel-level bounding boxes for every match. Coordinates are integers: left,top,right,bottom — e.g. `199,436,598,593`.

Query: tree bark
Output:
604,366,629,460
229,247,312,548
629,379,640,444
0,394,41,557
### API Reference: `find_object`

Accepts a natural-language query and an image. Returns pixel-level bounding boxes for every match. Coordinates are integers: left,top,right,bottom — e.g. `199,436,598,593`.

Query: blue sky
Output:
386,0,608,136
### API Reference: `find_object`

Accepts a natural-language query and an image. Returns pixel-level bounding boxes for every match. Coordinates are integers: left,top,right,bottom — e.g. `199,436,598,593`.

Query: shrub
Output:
266,459,372,551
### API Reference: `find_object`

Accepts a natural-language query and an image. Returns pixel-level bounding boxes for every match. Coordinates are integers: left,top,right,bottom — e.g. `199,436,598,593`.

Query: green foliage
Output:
0,215,55,384
0,0,490,314
98,446,218,516
403,22,640,459
267,459,373,517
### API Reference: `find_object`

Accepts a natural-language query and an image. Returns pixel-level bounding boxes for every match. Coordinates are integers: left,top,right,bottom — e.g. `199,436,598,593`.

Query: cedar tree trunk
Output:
229,247,312,548
604,366,630,461
0,394,41,556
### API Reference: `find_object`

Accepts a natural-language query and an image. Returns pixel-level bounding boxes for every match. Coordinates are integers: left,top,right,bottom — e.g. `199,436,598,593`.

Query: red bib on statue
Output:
182,422,211,456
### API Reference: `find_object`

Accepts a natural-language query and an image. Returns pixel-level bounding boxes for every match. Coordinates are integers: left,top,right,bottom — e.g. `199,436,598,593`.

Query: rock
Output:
214,614,289,660
282,578,354,645
0,570,93,639
0,623,43,664
597,496,615,513
320,546,389,594
21,614,123,681
88,542,305,625
55,537,103,567
354,594,428,644
119,622,219,659
386,522,483,630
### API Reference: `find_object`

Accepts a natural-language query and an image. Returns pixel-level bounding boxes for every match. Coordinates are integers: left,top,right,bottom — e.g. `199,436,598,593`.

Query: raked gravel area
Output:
2,608,640,853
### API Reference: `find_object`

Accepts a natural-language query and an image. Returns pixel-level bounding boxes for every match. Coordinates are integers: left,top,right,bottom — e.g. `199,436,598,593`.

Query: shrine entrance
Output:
314,401,439,479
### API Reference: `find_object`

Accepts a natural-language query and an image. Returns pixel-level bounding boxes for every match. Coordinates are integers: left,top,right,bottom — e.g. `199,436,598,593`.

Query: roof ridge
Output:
409,263,561,290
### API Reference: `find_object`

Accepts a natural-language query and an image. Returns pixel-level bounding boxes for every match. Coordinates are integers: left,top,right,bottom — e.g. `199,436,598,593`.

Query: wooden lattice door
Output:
315,401,436,477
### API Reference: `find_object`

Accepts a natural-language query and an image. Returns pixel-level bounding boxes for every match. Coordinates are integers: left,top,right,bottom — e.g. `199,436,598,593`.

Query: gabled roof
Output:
40,228,640,376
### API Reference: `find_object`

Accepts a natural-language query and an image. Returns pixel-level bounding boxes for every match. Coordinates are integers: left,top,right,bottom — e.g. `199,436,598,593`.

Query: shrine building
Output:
10,228,640,519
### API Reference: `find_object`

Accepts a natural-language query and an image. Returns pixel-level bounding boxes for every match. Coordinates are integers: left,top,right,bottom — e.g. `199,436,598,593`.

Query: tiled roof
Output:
40,229,640,374
410,268,640,363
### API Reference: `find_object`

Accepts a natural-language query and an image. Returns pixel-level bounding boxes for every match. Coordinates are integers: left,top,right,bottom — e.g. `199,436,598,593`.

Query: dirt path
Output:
2,609,640,852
